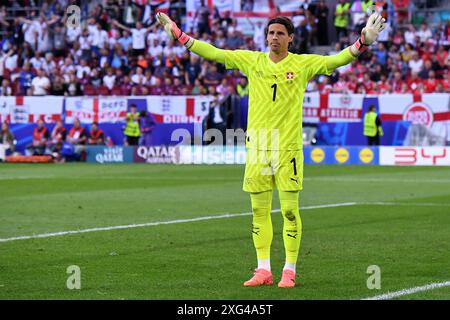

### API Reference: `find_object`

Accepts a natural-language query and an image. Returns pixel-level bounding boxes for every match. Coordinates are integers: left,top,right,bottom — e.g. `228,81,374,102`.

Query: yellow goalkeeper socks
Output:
279,190,302,270
250,191,273,269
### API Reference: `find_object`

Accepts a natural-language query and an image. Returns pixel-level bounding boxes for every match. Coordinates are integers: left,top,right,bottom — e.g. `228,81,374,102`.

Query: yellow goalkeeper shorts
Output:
243,149,304,193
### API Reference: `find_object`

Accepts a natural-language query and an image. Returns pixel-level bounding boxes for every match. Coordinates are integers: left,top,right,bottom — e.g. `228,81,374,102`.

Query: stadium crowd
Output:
0,0,448,161
0,0,447,100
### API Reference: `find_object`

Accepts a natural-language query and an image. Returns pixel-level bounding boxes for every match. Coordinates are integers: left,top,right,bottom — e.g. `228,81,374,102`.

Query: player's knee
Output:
282,209,297,222
252,206,269,218
281,206,300,223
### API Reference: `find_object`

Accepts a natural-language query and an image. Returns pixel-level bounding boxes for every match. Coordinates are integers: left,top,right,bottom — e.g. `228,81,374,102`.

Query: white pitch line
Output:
0,202,357,243
363,202,450,207
304,177,450,184
362,281,450,300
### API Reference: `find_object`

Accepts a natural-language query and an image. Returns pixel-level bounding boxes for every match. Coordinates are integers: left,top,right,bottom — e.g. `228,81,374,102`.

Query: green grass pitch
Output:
0,164,449,300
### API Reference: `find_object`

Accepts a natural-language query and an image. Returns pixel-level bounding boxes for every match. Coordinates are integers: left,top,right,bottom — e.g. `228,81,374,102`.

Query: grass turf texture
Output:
0,164,449,300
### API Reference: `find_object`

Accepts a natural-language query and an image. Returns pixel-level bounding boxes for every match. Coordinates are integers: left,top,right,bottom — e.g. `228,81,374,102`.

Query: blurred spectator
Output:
139,110,156,146
26,118,49,156
424,71,439,93
148,38,163,56
404,24,416,46
17,62,34,95
315,0,329,45
78,27,93,60
417,23,432,44
205,94,227,145
131,66,147,86
76,59,91,80
408,52,424,74
103,68,116,91
4,45,18,73
120,75,133,95
0,120,15,155
65,73,82,96
0,6,9,31
20,14,39,51
363,105,383,146
31,69,50,96
236,77,249,97
418,60,433,80
350,0,365,31
48,120,66,160
293,19,309,54
0,48,12,82
191,79,203,95
67,118,87,161
242,0,254,11
42,52,57,75
51,24,66,57
407,72,421,92
124,104,140,146
245,18,266,52
373,42,387,65
88,122,105,145
118,29,133,52
113,20,154,57
0,79,12,96
217,78,233,98
334,0,350,42
391,71,404,93
51,76,65,96
90,68,102,87
30,51,44,70
225,29,244,49
204,64,222,87
218,10,233,30
186,55,202,85
195,0,211,35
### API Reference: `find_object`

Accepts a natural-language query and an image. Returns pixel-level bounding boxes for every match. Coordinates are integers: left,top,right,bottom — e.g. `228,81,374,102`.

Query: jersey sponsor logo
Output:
403,102,434,128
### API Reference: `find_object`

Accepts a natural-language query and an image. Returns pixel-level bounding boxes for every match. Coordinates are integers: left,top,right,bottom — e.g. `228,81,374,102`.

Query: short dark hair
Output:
130,104,137,108
92,122,99,126
266,16,295,37
369,105,376,111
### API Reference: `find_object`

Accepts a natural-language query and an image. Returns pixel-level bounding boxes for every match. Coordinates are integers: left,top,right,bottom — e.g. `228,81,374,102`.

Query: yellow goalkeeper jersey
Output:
224,51,333,150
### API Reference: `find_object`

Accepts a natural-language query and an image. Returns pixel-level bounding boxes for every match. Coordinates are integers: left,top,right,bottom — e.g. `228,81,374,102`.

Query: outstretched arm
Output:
113,20,131,32
325,12,386,71
156,12,225,64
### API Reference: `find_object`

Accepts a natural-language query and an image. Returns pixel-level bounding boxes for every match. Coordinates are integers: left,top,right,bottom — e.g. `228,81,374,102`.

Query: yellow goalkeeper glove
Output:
353,12,387,54
156,12,194,48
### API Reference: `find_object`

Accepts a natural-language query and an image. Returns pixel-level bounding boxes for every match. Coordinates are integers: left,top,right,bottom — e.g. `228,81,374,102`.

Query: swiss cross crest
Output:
286,72,295,80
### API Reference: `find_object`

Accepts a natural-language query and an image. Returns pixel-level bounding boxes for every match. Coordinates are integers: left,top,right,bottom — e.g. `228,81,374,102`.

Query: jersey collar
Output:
266,52,292,65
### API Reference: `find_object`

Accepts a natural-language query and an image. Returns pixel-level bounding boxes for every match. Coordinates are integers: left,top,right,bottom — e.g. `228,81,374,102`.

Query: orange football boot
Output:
243,269,273,287
278,269,296,288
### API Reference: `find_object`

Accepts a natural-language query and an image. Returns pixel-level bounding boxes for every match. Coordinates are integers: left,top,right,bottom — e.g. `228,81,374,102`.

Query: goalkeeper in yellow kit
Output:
157,11,386,288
